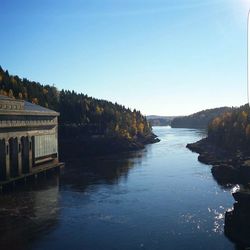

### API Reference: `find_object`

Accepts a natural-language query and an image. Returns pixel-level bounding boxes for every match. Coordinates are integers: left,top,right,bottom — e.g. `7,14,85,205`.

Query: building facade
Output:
0,95,60,182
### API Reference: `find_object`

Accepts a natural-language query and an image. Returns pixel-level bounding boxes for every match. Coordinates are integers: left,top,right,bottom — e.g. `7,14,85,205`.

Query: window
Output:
34,134,57,158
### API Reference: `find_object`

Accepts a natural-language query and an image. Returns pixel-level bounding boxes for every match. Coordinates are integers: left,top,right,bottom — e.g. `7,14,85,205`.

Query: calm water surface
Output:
0,127,238,250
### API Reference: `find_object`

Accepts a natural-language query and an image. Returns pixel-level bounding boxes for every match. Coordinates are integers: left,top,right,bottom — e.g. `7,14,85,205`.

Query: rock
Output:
232,191,250,205
137,133,160,144
186,137,250,185
211,164,240,184
225,191,250,247
198,153,218,165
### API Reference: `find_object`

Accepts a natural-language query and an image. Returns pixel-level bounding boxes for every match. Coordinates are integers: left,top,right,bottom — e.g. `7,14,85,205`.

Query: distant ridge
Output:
147,115,177,126
171,107,232,129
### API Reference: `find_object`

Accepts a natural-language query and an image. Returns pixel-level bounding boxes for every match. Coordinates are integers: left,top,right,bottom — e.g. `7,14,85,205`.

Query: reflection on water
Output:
0,150,146,250
60,150,147,193
0,176,60,250
0,127,240,250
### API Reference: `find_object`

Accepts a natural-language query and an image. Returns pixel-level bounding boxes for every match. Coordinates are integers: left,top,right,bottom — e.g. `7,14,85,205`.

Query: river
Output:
0,127,240,249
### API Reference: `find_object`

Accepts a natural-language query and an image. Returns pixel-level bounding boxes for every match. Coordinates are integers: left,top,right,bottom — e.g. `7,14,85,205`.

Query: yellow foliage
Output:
138,122,144,133
211,117,222,128
246,124,250,138
241,111,248,124
96,105,103,115
10,76,17,85
222,112,232,122
120,129,131,139
242,111,248,119
132,118,137,134
43,88,49,95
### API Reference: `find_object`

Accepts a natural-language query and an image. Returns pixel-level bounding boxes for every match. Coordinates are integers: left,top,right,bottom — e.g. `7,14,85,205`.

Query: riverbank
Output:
187,138,250,185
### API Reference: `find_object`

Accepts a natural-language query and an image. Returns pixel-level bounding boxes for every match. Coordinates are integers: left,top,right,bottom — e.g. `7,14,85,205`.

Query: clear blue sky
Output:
1,0,250,115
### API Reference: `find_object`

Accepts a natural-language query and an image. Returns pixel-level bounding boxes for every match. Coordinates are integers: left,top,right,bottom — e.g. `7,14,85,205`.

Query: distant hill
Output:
147,115,176,126
171,107,232,129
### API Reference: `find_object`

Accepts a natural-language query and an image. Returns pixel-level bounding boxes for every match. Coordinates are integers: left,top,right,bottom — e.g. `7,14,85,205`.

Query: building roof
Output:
24,101,56,113
0,95,59,116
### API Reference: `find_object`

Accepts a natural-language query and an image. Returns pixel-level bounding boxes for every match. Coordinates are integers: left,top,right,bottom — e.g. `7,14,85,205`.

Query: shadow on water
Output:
60,149,147,192
0,175,60,250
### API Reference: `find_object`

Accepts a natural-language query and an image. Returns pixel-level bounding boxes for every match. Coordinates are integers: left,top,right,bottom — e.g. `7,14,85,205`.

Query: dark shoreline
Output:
186,138,250,185
187,135,250,248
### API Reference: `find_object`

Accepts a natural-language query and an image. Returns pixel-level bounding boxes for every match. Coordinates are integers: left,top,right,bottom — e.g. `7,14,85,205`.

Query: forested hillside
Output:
208,104,250,152
186,104,250,185
0,66,153,141
171,107,232,129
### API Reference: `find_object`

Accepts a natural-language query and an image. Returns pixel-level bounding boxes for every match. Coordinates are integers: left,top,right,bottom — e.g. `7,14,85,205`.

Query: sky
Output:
1,0,250,116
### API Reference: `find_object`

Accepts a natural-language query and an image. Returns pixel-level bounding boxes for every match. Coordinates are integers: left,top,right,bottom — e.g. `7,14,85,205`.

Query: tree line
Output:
0,66,152,139
208,104,250,152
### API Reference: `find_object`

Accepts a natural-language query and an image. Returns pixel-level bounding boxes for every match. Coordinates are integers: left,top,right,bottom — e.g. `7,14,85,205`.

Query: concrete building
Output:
0,95,63,184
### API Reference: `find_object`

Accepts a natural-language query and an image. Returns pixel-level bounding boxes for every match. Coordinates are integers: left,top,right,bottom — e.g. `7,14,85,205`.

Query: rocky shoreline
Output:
224,188,250,247
186,138,250,185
